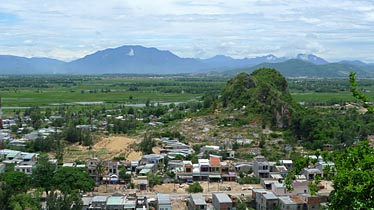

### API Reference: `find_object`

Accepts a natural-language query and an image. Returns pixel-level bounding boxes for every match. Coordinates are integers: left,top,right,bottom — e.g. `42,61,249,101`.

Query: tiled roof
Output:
210,157,221,166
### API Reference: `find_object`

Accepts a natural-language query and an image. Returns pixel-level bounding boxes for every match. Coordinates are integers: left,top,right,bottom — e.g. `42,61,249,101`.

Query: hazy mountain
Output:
201,54,287,70
226,59,372,78
65,45,206,74
0,55,65,74
0,45,373,77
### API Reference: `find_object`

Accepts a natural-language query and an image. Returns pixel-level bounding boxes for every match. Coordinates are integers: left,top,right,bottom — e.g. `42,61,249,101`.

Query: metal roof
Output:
191,194,206,205
106,196,125,206
157,193,171,205
92,196,108,203
213,193,232,203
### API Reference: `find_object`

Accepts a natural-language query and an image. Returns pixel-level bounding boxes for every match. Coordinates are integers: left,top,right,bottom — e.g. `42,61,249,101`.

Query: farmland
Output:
1,74,374,110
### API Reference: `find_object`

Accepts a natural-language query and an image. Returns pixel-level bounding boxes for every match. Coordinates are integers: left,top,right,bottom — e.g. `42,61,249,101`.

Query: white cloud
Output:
0,0,373,62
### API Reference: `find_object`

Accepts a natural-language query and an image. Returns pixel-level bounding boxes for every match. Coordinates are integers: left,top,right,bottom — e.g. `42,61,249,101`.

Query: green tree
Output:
147,173,162,190
1,171,31,193
186,182,203,193
53,167,95,194
32,154,56,195
9,192,41,210
236,201,248,210
119,168,131,183
329,141,374,209
45,191,82,210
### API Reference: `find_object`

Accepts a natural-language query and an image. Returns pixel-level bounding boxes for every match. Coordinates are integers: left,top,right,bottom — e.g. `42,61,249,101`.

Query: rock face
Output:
221,68,295,128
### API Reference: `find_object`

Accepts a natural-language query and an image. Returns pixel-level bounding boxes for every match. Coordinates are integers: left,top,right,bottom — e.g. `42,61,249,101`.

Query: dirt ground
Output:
63,135,141,162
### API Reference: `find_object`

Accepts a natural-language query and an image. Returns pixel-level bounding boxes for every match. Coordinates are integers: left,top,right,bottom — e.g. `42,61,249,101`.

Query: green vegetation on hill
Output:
221,68,297,128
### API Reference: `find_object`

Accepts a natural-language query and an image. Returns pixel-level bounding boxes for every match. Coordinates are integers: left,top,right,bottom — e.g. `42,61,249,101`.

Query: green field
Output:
1,75,374,109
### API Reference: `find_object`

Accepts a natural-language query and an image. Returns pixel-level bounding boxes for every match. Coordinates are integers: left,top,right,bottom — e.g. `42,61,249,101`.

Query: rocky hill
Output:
221,68,297,128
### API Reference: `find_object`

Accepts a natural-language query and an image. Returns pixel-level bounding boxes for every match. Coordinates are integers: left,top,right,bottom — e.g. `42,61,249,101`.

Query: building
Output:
188,194,207,210
278,196,305,210
209,156,221,182
212,193,234,210
139,154,164,165
156,193,172,210
256,191,278,210
253,156,270,178
90,195,108,210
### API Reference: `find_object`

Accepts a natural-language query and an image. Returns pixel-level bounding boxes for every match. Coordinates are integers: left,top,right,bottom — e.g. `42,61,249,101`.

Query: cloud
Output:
0,0,373,62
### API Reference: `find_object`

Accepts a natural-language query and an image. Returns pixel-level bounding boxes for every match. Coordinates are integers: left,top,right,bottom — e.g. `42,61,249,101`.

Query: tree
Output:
119,168,131,183
186,182,203,193
9,192,41,210
1,171,31,193
45,191,82,210
53,167,95,194
32,154,56,195
236,201,248,210
329,141,374,209
147,173,162,190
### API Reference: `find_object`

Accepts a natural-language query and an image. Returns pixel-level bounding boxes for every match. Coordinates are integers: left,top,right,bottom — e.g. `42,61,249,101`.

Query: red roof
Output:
210,157,221,166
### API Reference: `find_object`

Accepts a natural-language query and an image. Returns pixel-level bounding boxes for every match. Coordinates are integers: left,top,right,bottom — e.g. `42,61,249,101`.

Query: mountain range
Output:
0,45,373,78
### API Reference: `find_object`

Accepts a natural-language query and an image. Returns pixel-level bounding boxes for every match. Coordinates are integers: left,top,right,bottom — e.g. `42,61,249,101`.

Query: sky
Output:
0,0,374,62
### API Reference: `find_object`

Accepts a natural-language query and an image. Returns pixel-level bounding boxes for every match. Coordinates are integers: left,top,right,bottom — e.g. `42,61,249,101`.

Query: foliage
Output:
119,168,131,183
221,69,296,128
9,192,41,210
32,154,56,195
350,72,374,113
329,141,374,209
185,182,203,193
1,171,31,193
147,173,162,189
45,191,82,210
53,167,95,194
138,133,155,155
238,176,260,185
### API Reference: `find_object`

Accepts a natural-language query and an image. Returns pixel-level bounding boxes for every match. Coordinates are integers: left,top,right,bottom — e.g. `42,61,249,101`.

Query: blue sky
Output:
0,0,373,62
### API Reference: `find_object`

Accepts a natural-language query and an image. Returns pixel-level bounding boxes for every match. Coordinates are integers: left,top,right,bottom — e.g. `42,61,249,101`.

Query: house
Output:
274,165,288,177
188,194,207,210
278,196,305,210
91,195,108,210
221,162,237,182
87,158,99,179
253,156,270,178
212,193,234,210
14,165,33,175
234,163,252,173
176,161,193,183
279,159,293,171
156,193,172,210
299,194,320,210
225,149,235,159
272,180,309,196
136,179,148,191
81,196,92,210
107,161,119,175
302,168,322,180
209,156,221,182
256,191,278,210
196,159,209,181
139,154,164,165
106,194,126,210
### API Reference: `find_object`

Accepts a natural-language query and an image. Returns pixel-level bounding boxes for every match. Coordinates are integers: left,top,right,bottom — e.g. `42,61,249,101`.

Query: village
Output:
0,109,339,210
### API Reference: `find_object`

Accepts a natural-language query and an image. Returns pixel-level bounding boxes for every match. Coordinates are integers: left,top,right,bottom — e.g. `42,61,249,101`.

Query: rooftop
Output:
191,194,206,205
106,196,126,206
92,196,108,203
157,193,171,205
279,196,296,205
210,157,221,166
263,192,278,200
213,193,232,203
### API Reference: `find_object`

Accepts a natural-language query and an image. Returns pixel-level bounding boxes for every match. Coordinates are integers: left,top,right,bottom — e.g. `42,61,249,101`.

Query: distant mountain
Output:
226,59,372,78
0,45,373,77
339,60,368,66
0,55,65,74
296,54,328,65
65,45,205,74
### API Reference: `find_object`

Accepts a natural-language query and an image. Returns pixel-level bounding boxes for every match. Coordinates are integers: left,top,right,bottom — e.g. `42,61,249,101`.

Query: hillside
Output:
221,68,297,128
225,59,373,78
